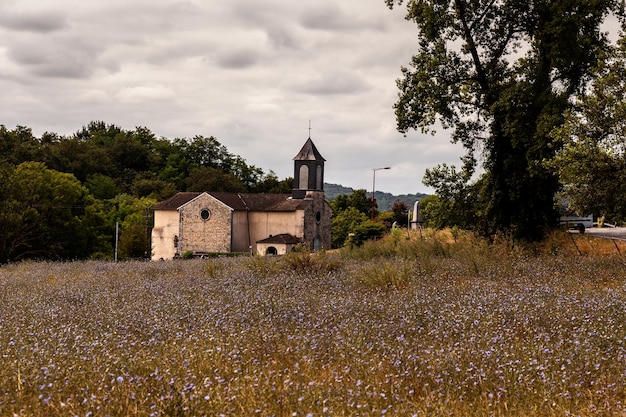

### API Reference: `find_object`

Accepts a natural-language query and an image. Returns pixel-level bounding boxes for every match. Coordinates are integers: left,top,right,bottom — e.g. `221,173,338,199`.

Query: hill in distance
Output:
324,183,428,212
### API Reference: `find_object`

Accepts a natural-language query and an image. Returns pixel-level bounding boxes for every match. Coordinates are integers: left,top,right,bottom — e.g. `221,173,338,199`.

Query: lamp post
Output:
371,167,391,219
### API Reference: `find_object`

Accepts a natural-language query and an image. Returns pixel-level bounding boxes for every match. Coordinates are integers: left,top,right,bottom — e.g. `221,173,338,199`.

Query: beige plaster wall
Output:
256,243,296,256
151,210,180,260
250,211,304,249
231,211,252,253
231,210,305,253
179,194,233,254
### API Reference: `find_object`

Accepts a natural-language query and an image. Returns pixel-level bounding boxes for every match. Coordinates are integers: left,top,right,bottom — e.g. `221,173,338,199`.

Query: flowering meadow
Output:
1,231,626,416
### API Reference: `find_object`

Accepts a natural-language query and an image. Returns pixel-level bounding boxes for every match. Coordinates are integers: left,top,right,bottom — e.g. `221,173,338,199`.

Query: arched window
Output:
316,164,323,189
299,165,309,189
266,246,278,256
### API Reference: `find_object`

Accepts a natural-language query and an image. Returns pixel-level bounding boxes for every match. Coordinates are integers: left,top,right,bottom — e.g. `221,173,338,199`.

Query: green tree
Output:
85,174,120,200
43,136,111,182
231,156,264,190
185,135,233,169
331,189,371,217
350,220,386,247
159,150,191,190
185,166,246,193
0,125,41,164
421,163,483,229
550,37,626,222
391,200,410,227
109,194,157,259
250,171,294,194
331,207,369,248
110,130,151,173
419,194,448,229
386,0,620,240
79,199,113,259
0,162,109,261
131,172,178,200
162,135,264,192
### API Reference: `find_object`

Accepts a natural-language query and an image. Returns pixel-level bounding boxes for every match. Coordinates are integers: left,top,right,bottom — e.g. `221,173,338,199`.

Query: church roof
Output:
256,233,302,244
153,192,310,212
153,192,202,210
207,192,309,211
293,138,325,161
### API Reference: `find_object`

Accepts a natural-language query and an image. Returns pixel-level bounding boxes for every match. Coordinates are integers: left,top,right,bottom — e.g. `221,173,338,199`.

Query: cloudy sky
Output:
0,0,467,195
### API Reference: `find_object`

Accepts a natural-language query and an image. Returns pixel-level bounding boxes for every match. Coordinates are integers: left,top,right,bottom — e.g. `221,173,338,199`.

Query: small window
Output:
200,208,211,221
316,211,322,223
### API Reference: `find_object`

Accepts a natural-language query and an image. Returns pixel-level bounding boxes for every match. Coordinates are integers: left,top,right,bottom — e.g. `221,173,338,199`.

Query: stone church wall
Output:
303,191,332,250
179,194,232,254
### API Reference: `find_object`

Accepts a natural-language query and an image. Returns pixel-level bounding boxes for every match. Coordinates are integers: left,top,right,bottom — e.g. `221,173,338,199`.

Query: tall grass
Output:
1,231,625,416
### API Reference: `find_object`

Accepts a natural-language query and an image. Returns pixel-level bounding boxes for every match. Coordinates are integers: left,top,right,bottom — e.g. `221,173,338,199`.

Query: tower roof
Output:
293,138,325,162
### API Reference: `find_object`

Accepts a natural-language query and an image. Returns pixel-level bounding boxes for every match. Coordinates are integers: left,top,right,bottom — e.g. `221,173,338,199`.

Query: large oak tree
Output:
386,0,621,240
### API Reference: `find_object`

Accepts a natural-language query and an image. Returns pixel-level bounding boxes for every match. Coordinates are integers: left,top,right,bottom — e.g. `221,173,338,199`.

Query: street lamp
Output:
372,167,391,219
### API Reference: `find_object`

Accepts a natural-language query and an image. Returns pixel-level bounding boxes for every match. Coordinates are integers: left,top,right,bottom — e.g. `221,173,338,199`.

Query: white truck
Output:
559,213,594,233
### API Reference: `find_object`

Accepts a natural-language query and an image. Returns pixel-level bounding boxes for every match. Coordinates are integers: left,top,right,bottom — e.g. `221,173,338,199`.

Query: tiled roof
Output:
256,234,302,244
208,192,310,211
153,192,202,210
153,192,310,212
293,138,325,161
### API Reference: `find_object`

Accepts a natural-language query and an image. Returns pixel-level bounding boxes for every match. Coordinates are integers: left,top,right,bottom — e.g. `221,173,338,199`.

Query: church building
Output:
150,138,332,259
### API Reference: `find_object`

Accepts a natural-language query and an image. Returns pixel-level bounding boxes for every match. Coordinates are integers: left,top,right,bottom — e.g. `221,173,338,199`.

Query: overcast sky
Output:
0,0,467,195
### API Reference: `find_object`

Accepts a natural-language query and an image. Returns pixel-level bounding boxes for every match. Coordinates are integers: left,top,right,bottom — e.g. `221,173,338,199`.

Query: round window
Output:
200,208,211,221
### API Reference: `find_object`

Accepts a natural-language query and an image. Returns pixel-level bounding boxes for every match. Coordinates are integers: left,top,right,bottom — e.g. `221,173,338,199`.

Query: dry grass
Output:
1,231,625,416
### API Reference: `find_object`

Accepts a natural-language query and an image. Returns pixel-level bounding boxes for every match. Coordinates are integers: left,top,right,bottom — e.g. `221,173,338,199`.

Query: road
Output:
584,227,626,240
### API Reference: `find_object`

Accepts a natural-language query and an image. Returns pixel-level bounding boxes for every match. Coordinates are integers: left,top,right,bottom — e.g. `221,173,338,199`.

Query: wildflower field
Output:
1,231,626,416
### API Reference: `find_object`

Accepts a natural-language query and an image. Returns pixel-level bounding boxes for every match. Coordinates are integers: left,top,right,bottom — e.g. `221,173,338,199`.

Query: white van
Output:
559,213,593,233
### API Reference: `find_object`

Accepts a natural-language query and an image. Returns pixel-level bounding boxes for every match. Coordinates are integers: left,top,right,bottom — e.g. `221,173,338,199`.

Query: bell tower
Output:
292,137,325,200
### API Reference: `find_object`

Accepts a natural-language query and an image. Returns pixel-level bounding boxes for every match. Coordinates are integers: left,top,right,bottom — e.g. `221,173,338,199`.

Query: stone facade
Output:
302,191,332,251
178,194,232,254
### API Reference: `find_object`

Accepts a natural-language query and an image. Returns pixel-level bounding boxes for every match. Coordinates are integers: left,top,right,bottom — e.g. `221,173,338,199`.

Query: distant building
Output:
151,138,331,259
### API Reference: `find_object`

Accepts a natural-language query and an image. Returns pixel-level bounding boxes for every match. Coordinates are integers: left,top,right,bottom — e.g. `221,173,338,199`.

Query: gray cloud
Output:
299,4,384,32
7,36,102,79
293,70,370,95
266,26,300,50
215,48,261,69
0,0,471,195
299,5,353,31
0,11,67,33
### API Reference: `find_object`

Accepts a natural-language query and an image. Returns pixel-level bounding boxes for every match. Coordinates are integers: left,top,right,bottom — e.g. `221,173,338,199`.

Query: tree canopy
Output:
386,0,622,240
0,162,106,262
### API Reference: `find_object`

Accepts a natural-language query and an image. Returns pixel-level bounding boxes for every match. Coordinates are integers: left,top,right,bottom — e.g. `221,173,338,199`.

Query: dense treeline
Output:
0,121,293,262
